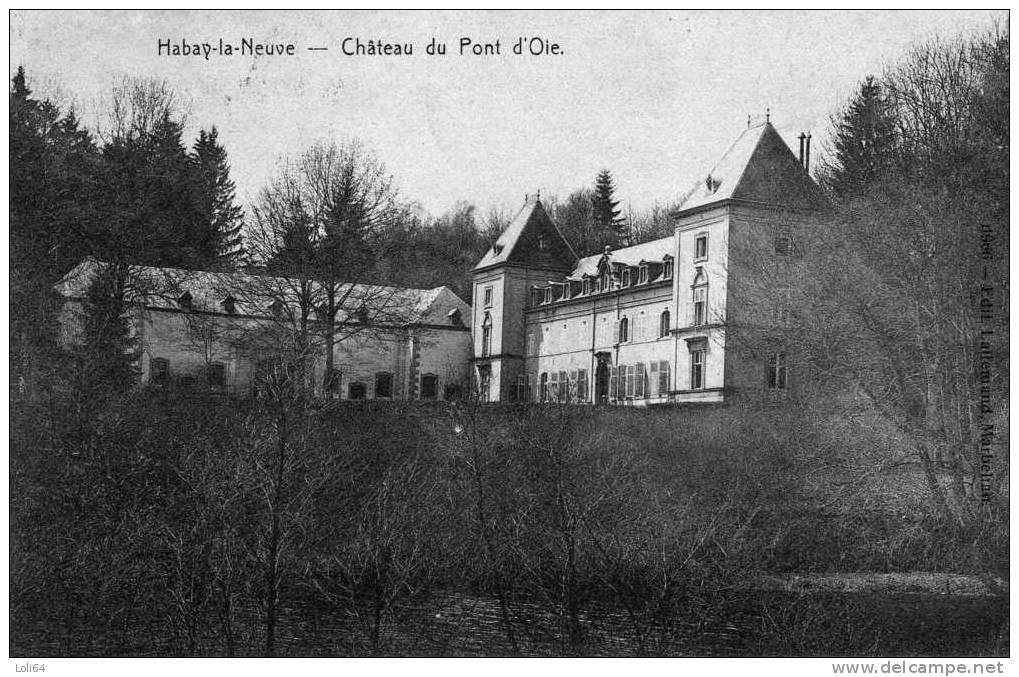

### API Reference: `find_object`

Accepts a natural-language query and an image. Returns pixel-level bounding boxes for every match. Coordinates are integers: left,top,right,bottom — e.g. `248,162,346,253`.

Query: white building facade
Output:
471,121,830,405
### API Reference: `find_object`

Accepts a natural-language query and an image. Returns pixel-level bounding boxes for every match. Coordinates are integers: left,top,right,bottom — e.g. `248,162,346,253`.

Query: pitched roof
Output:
568,235,674,279
55,257,470,326
676,122,830,215
473,197,577,271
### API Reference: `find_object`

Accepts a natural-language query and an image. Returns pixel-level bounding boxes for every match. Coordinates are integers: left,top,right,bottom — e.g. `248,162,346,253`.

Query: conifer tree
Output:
819,76,899,198
193,127,245,269
591,170,627,246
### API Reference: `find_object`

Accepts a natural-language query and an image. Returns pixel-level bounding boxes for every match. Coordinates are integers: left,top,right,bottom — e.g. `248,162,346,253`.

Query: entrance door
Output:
595,359,610,404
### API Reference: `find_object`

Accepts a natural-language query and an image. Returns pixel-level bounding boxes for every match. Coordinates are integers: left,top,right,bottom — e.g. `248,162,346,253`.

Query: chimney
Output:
798,133,806,167
805,133,811,172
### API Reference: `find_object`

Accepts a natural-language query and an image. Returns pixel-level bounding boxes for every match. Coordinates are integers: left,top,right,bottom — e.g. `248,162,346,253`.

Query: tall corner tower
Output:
470,195,576,401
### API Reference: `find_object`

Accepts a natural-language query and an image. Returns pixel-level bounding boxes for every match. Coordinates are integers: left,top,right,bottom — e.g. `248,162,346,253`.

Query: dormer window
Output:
221,295,236,314
538,235,549,251
562,284,571,301
582,278,590,295
621,269,631,287
544,288,552,304
447,308,463,326
601,271,610,291
663,258,674,280
178,291,193,310
268,299,285,316
493,244,504,255
638,265,649,284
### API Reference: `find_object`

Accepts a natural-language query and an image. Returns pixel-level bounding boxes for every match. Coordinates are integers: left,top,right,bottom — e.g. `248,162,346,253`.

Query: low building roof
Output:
55,257,470,327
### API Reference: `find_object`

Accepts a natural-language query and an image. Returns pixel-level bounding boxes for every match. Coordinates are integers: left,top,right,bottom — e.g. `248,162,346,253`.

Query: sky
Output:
9,10,1005,219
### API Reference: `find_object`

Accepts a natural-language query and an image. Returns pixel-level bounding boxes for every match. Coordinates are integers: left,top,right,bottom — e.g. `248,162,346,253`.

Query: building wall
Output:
522,280,676,404
62,299,472,401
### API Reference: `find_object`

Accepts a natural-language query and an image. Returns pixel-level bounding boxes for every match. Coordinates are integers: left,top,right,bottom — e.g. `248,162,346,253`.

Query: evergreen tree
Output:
193,127,245,269
590,170,627,246
819,76,899,198
10,67,101,396
75,263,140,396
98,84,205,269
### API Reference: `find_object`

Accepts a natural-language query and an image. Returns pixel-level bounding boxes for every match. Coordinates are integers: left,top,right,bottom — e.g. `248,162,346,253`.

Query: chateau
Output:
470,121,829,404
55,120,828,404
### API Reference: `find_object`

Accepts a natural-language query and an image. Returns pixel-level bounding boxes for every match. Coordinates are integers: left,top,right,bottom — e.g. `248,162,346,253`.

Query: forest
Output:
8,23,1010,657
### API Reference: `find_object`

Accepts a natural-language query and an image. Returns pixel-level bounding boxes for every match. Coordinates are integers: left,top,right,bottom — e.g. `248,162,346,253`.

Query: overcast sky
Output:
9,10,1004,219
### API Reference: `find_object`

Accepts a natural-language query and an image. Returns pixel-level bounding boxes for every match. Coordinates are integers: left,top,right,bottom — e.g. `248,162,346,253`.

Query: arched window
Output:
692,268,708,326
660,309,671,337
375,372,393,398
618,317,629,343
481,312,492,357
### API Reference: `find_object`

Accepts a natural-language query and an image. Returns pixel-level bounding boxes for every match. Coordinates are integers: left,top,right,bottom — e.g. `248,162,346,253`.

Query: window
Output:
577,369,588,402
660,310,671,337
625,365,635,398
538,235,549,251
562,284,571,301
634,363,645,398
650,361,669,397
559,371,568,401
663,258,674,280
178,291,194,310
695,235,708,260
375,372,393,398
421,373,438,399
326,369,342,398
601,271,611,291
543,288,552,304
481,313,492,357
692,268,708,326
269,299,285,316
221,295,236,314
150,357,169,385
609,366,618,402
618,317,629,343
478,366,492,402
774,236,792,256
540,372,549,402
348,382,367,399
208,362,225,387
622,269,631,287
549,371,559,402
658,360,670,395
448,309,463,326
767,352,788,389
515,374,530,402
526,332,537,356
180,374,196,389
582,278,590,295
690,348,705,389
639,266,648,284
483,286,493,307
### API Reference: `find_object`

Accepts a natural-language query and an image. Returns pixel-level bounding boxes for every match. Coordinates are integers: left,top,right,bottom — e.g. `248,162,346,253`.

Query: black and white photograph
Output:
8,8,1010,671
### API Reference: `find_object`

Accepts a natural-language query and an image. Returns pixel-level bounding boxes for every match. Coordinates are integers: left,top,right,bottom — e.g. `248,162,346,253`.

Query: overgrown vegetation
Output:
10,395,1008,657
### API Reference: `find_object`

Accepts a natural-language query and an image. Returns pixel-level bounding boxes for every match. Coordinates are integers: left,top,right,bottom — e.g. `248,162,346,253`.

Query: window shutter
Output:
625,365,634,398
660,361,670,394
613,320,620,343
609,367,617,402
649,362,659,397
635,363,645,398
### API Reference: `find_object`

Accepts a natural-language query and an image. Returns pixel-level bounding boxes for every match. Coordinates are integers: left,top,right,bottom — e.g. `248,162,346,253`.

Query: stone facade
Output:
471,121,830,405
56,260,473,401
